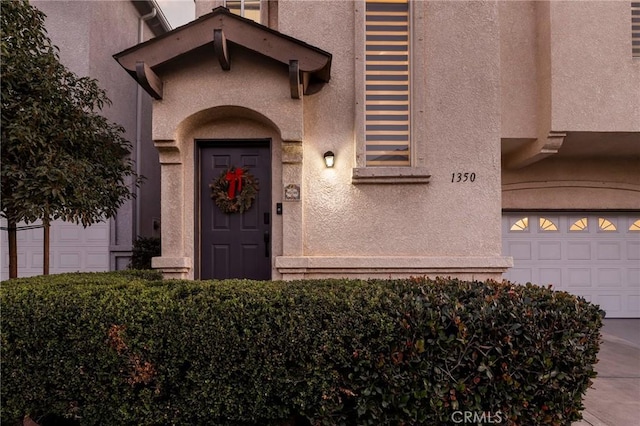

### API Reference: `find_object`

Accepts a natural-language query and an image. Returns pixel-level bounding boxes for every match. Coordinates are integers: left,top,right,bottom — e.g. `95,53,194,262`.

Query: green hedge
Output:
1,273,603,425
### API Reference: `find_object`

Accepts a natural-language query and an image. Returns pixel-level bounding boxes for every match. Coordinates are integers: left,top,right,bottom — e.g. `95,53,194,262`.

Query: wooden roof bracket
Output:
214,29,230,71
136,61,163,100
289,61,314,99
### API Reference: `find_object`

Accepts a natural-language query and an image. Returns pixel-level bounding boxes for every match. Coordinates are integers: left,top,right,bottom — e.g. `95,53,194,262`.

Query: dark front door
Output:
199,141,271,280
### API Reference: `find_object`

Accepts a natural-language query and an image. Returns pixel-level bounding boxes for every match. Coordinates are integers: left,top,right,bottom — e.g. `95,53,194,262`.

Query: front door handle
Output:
264,231,270,257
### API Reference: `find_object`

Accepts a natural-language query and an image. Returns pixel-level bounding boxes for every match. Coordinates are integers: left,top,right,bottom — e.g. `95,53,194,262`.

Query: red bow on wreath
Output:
225,168,244,199
211,167,258,214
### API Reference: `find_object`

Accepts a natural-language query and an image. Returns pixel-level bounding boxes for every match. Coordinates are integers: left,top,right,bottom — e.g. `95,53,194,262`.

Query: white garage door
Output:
502,213,640,318
0,219,110,281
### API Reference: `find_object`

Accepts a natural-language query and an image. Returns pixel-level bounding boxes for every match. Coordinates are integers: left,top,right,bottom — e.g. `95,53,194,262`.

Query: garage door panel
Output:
59,252,81,269
567,268,592,287
86,226,109,242
628,241,640,260
58,225,81,242
503,213,640,318
597,294,622,315
579,293,594,303
540,268,562,286
567,242,591,260
539,242,562,260
597,242,621,260
509,268,532,284
30,252,43,268
17,252,26,265
87,252,110,268
508,242,532,260
598,268,622,287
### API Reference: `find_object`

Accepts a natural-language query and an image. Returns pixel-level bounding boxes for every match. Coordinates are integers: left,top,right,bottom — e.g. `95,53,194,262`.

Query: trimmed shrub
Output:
128,237,161,270
1,275,603,425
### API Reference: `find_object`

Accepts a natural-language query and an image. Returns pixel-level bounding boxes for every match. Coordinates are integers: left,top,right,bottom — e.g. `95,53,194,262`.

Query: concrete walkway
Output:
573,319,640,425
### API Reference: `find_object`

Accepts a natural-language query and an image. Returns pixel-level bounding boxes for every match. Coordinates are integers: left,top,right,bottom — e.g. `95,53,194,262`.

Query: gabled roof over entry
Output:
113,7,332,100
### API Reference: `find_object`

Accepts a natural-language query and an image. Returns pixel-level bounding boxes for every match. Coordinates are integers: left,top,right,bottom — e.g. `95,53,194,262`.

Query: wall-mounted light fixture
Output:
323,151,335,168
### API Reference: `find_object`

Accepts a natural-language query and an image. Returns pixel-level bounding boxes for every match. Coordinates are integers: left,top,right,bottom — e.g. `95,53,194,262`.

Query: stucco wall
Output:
550,1,640,132
499,0,640,138
88,1,161,242
279,0,505,257
196,0,225,17
153,51,301,142
499,0,538,139
503,158,640,210
30,1,162,265
32,1,92,75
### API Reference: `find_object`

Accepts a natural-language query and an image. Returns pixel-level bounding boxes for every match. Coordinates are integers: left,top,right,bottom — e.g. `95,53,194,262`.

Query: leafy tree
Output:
1,0,140,278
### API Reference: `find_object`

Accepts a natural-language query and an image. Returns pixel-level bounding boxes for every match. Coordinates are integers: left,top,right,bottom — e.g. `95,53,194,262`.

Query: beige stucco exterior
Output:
500,0,640,210
119,0,638,281
503,158,639,210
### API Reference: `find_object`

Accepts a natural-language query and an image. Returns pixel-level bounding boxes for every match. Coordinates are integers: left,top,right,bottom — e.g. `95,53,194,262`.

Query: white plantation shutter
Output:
633,2,640,57
365,0,410,166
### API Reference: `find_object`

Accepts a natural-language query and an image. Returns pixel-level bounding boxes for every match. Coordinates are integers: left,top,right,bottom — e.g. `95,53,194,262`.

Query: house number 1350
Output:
451,172,476,183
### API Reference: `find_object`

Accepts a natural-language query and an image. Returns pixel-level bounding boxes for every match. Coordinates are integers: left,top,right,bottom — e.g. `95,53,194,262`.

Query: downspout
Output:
135,7,157,238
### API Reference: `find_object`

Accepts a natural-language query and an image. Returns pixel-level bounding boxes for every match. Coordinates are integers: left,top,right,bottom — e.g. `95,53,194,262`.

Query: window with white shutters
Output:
365,0,410,166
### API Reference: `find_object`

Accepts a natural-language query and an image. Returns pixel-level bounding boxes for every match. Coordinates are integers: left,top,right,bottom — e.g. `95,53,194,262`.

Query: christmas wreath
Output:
210,167,259,214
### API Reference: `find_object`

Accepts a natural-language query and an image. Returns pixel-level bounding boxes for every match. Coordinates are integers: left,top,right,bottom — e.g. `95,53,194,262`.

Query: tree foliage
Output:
1,0,139,227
